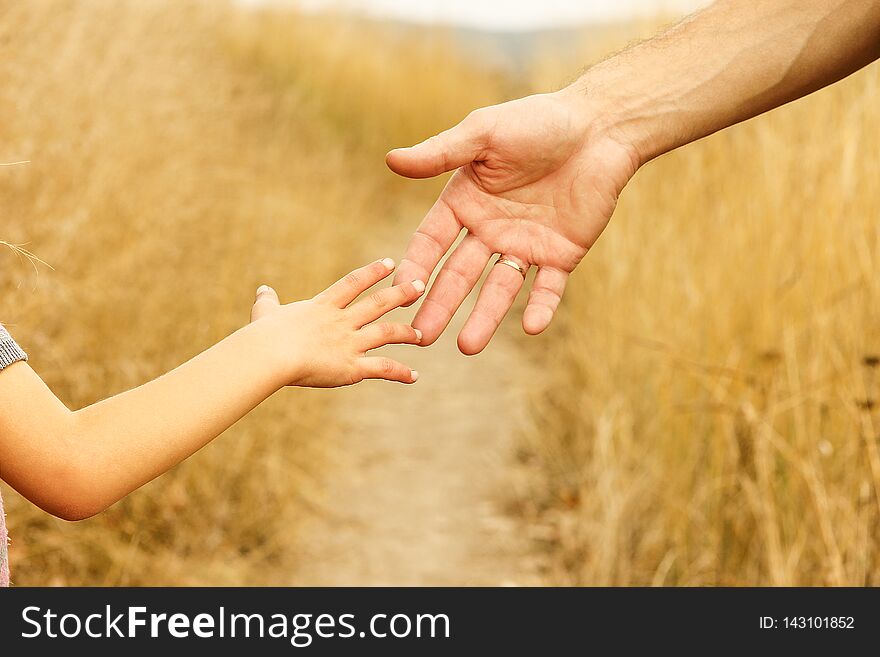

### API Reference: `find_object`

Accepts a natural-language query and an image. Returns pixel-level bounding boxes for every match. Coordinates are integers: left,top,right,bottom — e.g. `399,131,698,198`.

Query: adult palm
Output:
387,91,638,354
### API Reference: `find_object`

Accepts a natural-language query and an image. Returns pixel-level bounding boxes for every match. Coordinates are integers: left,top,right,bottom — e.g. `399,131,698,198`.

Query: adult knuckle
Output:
369,291,386,307
344,272,361,288
380,358,396,374
464,108,482,124
530,286,561,307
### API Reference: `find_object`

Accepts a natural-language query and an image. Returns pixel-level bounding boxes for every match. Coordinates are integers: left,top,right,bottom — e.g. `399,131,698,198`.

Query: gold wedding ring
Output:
495,255,527,277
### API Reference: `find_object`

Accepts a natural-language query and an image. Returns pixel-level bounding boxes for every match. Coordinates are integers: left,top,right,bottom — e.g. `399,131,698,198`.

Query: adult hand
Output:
386,91,639,355
387,1,880,356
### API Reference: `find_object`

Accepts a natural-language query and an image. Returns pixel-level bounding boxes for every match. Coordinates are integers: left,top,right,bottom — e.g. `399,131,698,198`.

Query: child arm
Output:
0,259,423,520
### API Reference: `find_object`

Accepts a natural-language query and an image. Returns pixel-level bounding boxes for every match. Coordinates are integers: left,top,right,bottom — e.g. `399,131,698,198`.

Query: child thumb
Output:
255,285,279,305
251,285,280,323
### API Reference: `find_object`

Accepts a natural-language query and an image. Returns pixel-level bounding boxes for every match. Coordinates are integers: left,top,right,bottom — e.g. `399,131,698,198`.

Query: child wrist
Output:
240,318,297,390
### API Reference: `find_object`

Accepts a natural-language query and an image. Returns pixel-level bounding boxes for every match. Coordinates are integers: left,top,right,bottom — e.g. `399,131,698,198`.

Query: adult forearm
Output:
565,0,880,165
3,320,286,520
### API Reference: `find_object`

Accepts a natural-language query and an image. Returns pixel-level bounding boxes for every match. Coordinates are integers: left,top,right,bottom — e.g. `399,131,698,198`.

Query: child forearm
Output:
0,320,286,521
0,258,424,521
68,320,288,517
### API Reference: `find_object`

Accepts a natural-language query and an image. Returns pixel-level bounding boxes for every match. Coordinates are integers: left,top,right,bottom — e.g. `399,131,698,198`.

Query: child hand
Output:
249,258,425,387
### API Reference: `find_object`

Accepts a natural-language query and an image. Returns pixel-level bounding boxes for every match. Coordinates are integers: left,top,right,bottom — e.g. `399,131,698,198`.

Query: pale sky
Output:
237,0,710,32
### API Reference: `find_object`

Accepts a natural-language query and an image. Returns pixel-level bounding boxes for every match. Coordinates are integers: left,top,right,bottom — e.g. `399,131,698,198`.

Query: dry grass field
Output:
0,0,502,585
517,39,880,585
2,1,879,587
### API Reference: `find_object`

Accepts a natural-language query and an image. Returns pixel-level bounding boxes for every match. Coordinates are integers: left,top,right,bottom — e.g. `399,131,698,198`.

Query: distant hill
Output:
450,24,615,73
240,3,653,81
341,16,640,75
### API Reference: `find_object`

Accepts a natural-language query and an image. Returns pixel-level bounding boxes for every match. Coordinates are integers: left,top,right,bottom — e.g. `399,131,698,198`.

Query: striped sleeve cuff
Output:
0,336,27,370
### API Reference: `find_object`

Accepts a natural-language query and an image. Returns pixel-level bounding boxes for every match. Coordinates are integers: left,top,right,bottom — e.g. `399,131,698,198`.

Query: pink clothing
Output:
1,491,9,587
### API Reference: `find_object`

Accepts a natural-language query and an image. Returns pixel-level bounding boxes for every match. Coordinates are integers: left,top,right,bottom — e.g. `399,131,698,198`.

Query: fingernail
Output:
412,280,426,293
380,257,395,270
414,328,423,343
410,370,419,382
256,285,270,296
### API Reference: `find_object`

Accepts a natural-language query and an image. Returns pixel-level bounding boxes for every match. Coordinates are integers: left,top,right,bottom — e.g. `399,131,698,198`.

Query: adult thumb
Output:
386,111,488,179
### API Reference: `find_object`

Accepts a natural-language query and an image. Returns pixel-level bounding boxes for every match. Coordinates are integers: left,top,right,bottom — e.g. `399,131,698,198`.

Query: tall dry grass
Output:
0,0,504,585
6,0,876,589
518,34,880,585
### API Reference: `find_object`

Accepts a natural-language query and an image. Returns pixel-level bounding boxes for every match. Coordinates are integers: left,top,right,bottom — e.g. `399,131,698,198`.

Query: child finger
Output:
360,323,422,350
351,279,426,326
316,258,396,308
360,357,419,384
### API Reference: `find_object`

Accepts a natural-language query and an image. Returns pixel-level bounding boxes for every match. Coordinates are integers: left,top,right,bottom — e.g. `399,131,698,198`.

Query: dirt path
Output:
290,233,544,586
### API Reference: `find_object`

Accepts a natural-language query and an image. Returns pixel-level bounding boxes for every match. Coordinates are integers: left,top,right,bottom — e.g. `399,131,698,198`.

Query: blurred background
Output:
1,0,878,586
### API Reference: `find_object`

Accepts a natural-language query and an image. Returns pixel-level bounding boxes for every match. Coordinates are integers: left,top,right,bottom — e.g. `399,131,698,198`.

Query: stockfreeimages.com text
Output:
22,605,451,647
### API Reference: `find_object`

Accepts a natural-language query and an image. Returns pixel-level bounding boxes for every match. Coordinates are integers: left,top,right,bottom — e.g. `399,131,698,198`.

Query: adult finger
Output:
411,233,492,346
522,266,568,335
350,279,426,327
457,255,529,355
360,323,422,351
316,258,396,308
392,196,462,302
385,108,490,179
359,357,418,384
